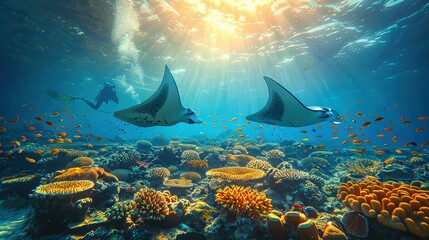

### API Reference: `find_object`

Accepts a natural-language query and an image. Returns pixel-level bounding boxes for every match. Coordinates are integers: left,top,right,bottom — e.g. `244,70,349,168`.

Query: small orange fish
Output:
58,132,67,137
395,149,403,154
421,142,429,148
96,137,105,141
87,143,93,148
25,156,36,163
34,116,43,121
331,130,338,134
376,133,385,138
348,133,357,138
237,134,246,139
317,144,324,149
8,119,18,123
64,138,72,143
400,115,406,120
352,139,362,145
46,121,54,126
355,112,364,117
242,121,250,126
231,117,237,121
361,122,371,127
342,140,350,145
301,130,308,133
51,112,60,116
100,148,108,152
34,150,44,154
402,120,412,124
235,129,243,133
18,149,23,154
331,136,339,140
354,149,364,155
34,133,43,137
47,139,54,143
50,147,59,154
0,127,6,132
392,136,398,142
363,139,371,143
415,127,424,133
404,142,417,147
417,116,429,121
384,127,393,131
383,157,395,165
374,117,384,122
56,138,64,143
375,150,386,155
27,126,36,131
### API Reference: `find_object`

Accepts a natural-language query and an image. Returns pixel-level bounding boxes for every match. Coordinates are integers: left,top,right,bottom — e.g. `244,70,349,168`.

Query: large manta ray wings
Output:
246,76,340,127
114,65,202,127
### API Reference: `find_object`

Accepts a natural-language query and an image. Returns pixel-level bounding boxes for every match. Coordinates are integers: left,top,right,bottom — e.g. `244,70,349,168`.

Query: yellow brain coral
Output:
337,177,429,237
34,180,94,196
206,167,265,182
180,172,202,182
216,185,272,219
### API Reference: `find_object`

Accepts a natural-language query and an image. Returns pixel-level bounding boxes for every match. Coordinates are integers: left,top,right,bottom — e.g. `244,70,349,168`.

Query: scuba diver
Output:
47,82,119,111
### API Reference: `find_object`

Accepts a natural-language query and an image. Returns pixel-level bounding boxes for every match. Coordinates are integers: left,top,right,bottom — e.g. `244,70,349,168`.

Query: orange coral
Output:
337,177,429,237
226,154,256,166
206,167,265,182
34,180,94,196
50,166,118,183
186,160,208,171
134,188,171,220
215,185,272,219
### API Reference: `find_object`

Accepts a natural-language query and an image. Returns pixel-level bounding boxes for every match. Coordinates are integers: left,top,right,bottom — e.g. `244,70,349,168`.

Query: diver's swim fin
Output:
46,89,75,102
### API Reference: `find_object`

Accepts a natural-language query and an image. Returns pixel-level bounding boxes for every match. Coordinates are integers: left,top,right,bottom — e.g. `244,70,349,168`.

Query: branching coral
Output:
337,158,382,176
181,150,200,160
110,151,141,169
215,185,272,219
266,149,285,159
148,167,171,180
105,200,136,221
337,177,429,237
133,188,171,220
206,167,266,182
246,160,273,172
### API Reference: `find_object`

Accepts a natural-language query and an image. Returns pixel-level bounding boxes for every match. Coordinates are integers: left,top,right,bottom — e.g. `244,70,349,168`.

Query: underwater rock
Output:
156,145,181,165
110,168,132,182
184,201,217,232
267,212,288,240
176,232,208,240
136,139,153,153
340,211,369,238
91,181,119,208
376,163,414,181
0,171,39,197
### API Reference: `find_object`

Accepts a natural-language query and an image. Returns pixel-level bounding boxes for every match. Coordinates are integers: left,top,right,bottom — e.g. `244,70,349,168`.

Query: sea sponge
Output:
246,160,273,171
283,211,307,227
133,188,170,220
337,177,429,237
66,156,94,168
226,154,256,166
297,220,320,240
340,211,369,238
215,185,272,219
206,167,266,182
180,172,202,182
186,160,209,172
163,179,193,188
181,150,200,160
34,180,94,196
322,223,347,240
49,166,118,183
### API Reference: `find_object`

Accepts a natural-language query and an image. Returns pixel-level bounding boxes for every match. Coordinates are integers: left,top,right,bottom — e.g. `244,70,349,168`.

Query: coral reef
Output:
186,160,209,172
337,158,382,177
246,159,273,171
180,172,202,182
337,177,429,237
134,188,172,221
65,156,94,168
34,180,94,196
181,150,200,160
340,211,369,238
109,151,141,170
299,156,329,171
49,166,118,183
216,185,272,219
136,140,153,152
226,154,256,166
206,167,266,182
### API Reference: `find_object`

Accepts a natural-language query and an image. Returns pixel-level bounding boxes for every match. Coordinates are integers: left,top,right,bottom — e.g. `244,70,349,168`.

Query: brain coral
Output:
206,167,265,182
148,167,171,179
105,200,137,221
216,185,272,219
134,188,170,220
66,157,94,168
300,156,328,171
246,160,273,171
337,177,429,237
181,150,200,160
186,160,209,172
34,180,94,196
266,149,285,159
180,172,202,182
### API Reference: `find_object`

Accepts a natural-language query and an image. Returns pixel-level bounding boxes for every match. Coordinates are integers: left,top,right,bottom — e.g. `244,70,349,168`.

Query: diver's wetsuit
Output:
79,82,119,110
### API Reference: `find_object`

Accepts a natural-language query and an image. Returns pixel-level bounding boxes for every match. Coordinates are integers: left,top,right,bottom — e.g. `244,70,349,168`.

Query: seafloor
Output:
0,133,428,240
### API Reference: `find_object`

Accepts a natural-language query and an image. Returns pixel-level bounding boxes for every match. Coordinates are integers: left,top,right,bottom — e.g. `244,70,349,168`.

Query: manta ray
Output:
246,76,341,127
114,66,202,127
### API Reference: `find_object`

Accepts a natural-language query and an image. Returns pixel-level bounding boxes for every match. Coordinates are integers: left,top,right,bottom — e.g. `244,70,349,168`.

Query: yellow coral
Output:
337,177,429,237
34,180,94,196
1,174,37,184
206,167,265,182
66,156,94,168
246,160,272,171
216,185,272,219
50,166,118,182
163,179,193,188
134,188,171,220
148,167,171,179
